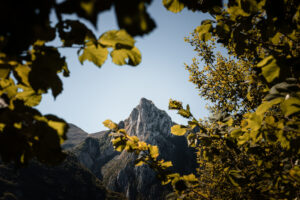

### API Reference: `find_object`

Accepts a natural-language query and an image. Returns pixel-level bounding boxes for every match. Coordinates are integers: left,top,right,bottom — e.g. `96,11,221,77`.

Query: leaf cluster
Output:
165,0,300,199
103,119,199,198
0,0,157,165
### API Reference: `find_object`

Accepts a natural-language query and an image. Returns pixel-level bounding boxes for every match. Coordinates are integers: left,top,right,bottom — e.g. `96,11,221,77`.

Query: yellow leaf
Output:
110,47,141,66
257,56,280,83
79,42,108,67
48,120,67,144
281,97,300,117
149,145,159,159
0,64,11,79
135,160,144,166
0,78,17,98
99,30,135,48
256,98,282,116
161,161,173,169
103,119,118,130
80,1,94,16
14,64,31,86
171,124,187,136
162,0,184,13
169,99,183,110
195,22,212,42
13,122,22,129
16,85,42,107
183,174,198,183
0,123,5,131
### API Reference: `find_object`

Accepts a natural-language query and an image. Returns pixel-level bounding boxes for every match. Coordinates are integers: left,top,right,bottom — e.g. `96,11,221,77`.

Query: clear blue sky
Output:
37,1,211,133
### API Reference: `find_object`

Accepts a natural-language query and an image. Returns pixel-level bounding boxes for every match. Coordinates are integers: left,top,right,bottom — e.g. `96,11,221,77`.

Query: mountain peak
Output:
137,98,155,111
124,98,173,140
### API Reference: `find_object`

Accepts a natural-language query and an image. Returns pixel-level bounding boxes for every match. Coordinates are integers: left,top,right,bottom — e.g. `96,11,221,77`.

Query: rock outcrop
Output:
69,98,196,200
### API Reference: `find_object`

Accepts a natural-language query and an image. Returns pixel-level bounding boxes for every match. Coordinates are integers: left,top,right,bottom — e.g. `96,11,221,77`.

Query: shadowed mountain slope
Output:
69,98,196,200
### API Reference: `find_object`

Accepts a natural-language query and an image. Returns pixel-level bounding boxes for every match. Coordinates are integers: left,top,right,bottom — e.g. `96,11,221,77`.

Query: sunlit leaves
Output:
99,30,135,49
149,145,159,159
281,97,300,117
169,99,183,110
111,47,141,66
162,0,185,13
14,65,31,86
171,125,187,136
79,41,109,67
104,119,178,186
103,119,118,130
15,85,42,107
0,64,11,79
195,20,213,41
257,56,280,83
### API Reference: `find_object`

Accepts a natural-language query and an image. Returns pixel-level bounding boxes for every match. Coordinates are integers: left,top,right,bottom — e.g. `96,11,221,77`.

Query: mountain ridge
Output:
66,97,196,200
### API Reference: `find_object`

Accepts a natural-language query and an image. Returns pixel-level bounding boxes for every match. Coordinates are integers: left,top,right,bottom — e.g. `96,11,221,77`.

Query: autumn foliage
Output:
105,0,300,199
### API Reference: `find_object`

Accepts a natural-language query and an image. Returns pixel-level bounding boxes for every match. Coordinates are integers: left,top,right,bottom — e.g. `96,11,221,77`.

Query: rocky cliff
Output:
68,98,196,200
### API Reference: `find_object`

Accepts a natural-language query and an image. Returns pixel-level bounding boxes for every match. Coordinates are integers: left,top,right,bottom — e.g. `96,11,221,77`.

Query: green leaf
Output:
257,56,280,83
99,30,135,48
171,124,187,136
281,97,300,117
79,42,109,67
110,47,141,66
103,119,118,130
162,0,185,13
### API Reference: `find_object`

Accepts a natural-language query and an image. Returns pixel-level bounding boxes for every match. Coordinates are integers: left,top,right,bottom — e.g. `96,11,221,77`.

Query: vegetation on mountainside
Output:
105,0,300,199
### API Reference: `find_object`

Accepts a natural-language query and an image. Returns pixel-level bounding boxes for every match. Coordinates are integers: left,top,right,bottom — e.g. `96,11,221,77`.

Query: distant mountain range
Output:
0,98,196,200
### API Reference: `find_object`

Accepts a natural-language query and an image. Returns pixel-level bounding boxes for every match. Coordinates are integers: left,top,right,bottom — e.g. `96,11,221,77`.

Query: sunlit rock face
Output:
67,98,196,200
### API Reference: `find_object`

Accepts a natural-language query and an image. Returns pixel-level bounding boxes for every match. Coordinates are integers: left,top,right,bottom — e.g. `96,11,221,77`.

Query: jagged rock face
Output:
70,98,196,200
0,153,125,200
125,98,173,140
100,98,196,200
72,131,119,179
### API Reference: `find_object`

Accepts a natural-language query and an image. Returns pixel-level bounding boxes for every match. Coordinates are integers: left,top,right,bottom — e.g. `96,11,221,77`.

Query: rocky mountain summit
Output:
65,98,196,200
0,98,196,200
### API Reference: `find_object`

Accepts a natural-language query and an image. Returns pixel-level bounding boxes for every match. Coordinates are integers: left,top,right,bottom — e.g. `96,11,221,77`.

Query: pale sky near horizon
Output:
36,1,212,133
